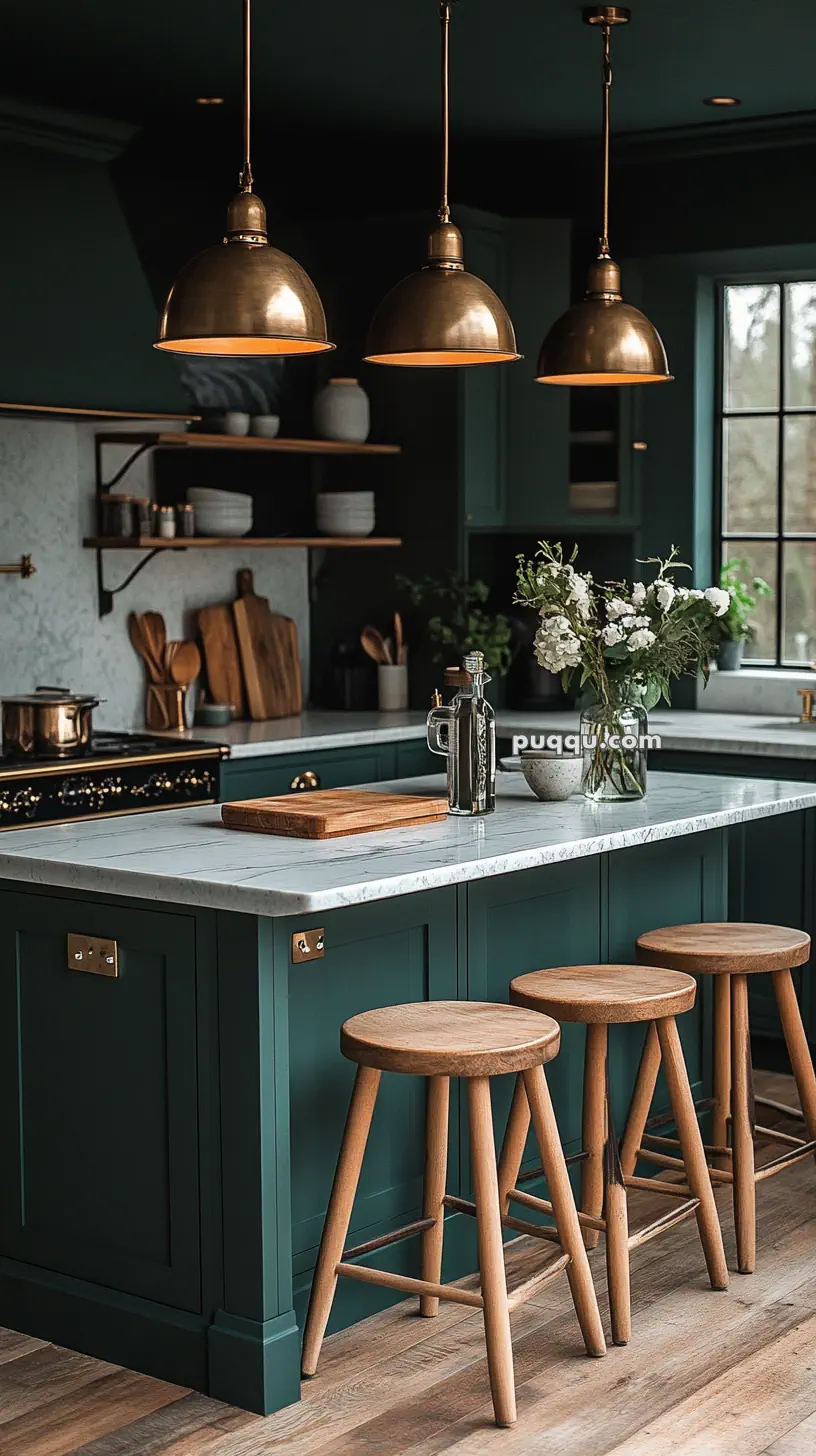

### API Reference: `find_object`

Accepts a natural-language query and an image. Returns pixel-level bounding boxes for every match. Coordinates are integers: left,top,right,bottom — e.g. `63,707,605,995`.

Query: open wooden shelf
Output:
96,430,401,456
0,403,199,422
85,536,402,550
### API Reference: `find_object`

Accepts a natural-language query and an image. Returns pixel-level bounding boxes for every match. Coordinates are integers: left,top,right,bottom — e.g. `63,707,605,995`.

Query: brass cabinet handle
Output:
290,770,320,791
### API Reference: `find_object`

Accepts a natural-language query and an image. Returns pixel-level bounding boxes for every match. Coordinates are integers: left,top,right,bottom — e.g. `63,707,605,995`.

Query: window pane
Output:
723,416,779,532
723,543,777,662
724,284,780,410
785,282,816,406
783,416,816,530
783,542,816,663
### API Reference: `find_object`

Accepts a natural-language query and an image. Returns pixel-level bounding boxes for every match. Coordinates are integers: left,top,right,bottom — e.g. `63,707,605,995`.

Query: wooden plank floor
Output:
1,1072,815,1456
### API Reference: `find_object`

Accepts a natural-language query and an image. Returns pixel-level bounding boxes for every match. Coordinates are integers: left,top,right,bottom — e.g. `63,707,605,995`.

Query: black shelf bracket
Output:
92,433,165,617
96,544,190,618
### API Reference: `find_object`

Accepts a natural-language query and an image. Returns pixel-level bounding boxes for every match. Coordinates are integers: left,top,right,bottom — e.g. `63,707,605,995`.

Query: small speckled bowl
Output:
520,750,583,802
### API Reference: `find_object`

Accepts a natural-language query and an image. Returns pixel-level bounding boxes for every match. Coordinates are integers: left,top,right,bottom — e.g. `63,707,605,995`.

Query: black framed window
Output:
718,280,816,664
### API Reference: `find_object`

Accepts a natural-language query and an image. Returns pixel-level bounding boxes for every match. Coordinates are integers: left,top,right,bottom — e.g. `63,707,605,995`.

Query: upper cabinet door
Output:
505,219,571,528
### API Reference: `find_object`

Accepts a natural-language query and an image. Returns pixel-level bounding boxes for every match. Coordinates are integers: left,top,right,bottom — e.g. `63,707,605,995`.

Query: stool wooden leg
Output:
302,1065,381,1377
620,1022,661,1178
772,969,816,1141
420,1075,450,1317
730,973,756,1275
712,973,732,1170
582,1023,608,1251
497,1074,531,1214
657,1016,729,1292
467,1077,516,1428
523,1065,606,1359
603,1096,631,1347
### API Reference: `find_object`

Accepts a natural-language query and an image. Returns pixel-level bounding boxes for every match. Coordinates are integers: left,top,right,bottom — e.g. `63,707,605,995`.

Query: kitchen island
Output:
1,771,815,1415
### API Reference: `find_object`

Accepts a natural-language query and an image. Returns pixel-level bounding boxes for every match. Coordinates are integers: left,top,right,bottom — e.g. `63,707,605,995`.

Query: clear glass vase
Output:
580,696,648,802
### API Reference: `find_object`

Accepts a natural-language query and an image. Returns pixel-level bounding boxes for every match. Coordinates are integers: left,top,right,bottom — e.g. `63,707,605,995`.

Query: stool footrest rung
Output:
516,1148,589,1186
641,1132,732,1159
627,1198,701,1251
442,1194,562,1244
754,1138,816,1182
644,1095,714,1133
335,1262,483,1309
508,1185,606,1234
754,1123,808,1149
341,1217,437,1262
507,1253,571,1310
637,1146,733,1184
624,1173,692,1198
755,1095,805,1122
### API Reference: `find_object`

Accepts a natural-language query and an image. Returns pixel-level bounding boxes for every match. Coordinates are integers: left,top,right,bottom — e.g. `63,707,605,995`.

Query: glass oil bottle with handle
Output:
426,651,496,815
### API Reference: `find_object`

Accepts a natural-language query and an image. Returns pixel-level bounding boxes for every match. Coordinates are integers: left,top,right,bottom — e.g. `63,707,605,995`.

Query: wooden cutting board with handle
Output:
198,604,245,719
232,569,302,721
222,789,447,839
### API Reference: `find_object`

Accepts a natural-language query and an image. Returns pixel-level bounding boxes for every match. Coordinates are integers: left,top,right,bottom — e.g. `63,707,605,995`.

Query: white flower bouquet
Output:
514,542,730,799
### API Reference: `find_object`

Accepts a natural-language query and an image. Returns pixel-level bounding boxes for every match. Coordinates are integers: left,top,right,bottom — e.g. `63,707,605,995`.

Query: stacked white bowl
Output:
188,487,253,538
315,491,375,538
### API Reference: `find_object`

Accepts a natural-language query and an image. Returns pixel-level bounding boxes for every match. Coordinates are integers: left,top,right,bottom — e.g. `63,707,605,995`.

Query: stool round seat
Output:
340,1001,561,1077
510,964,696,1024
637,922,811,976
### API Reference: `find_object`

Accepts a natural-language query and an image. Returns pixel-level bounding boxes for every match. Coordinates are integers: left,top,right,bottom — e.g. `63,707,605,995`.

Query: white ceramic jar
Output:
313,378,371,443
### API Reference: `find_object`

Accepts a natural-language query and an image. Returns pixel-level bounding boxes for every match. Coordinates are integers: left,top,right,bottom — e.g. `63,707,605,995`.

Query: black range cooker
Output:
0,732,227,831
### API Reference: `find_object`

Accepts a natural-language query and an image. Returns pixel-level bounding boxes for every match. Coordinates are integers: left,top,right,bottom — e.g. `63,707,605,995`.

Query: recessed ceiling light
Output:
703,95,741,107
196,96,224,106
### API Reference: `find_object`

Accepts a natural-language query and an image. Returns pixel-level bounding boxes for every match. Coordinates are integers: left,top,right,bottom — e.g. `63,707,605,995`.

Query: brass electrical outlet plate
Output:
67,934,119,977
292,929,325,963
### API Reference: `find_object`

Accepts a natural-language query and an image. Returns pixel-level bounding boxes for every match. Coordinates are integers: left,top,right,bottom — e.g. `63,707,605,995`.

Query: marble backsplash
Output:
0,417,309,731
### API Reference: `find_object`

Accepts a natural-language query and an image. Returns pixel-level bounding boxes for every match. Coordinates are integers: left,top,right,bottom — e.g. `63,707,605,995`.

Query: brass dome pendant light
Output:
537,6,671,385
365,1,519,367
155,0,333,357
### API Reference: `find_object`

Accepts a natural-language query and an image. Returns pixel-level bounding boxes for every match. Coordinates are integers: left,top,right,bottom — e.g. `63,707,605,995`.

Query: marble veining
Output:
497,709,816,762
0,772,814,917
161,709,429,757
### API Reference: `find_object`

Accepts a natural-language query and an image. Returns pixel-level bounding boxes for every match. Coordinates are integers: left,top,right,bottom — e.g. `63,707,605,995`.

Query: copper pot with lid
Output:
1,687,103,759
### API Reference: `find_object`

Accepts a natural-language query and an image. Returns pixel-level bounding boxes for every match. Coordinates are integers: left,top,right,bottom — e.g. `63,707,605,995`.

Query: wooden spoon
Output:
168,640,202,687
128,612,163,683
394,612,405,666
141,611,167,675
361,625,391,666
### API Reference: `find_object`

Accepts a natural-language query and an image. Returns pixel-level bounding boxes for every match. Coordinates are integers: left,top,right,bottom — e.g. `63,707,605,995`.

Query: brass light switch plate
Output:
67,934,119,977
292,929,325,963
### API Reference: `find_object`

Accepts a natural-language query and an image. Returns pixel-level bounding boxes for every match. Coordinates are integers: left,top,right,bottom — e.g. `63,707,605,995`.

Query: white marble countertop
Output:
1,772,814,917
158,710,429,759
496,709,816,761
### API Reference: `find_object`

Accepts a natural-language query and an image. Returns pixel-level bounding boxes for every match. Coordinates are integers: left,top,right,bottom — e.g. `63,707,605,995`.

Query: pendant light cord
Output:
599,18,612,256
241,0,253,191
439,1,452,223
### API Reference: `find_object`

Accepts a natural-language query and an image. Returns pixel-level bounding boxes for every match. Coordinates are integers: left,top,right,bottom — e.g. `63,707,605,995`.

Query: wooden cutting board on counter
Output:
222,789,448,839
233,569,302,721
198,603,245,719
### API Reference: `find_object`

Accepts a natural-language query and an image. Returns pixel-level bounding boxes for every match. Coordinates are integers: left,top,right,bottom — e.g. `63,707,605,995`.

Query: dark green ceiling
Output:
3,0,816,143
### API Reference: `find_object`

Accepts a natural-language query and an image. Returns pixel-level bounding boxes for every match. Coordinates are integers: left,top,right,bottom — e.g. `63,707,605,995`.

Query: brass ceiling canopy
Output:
155,0,333,358
365,2,519,368
537,6,671,386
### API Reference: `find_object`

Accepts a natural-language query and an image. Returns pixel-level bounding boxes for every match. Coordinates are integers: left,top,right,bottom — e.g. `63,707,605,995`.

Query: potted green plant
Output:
715,559,772,671
398,574,512,691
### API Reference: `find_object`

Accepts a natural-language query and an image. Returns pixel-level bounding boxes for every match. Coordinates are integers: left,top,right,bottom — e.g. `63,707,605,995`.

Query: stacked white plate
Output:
315,490,375,538
188,487,253,538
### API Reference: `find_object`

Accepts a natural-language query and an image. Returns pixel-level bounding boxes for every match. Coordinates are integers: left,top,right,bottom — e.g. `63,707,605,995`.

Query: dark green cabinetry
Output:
219,738,436,803
0,825,727,1415
651,748,816,1046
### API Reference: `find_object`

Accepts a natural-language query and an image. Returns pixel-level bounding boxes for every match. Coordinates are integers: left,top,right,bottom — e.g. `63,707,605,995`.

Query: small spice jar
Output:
177,502,196,537
100,494,136,538
133,498,155,537
157,505,176,540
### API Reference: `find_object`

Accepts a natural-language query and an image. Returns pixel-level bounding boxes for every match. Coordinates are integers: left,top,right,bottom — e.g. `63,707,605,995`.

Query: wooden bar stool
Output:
301,1000,606,1428
499,966,729,1348
636,922,816,1275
